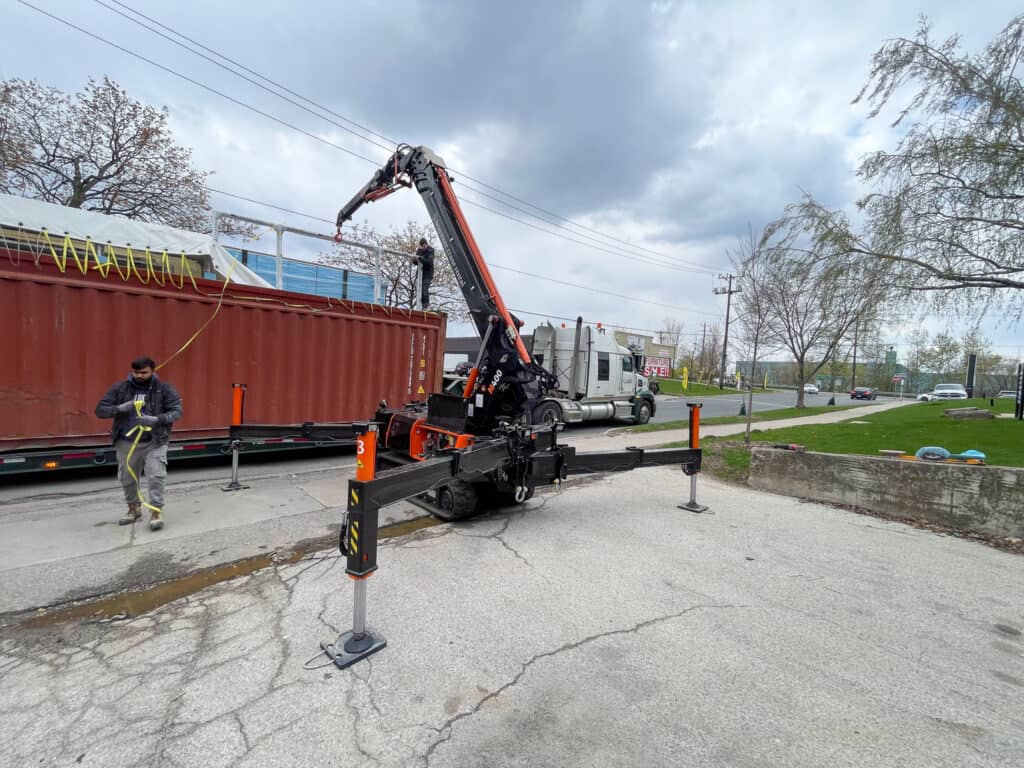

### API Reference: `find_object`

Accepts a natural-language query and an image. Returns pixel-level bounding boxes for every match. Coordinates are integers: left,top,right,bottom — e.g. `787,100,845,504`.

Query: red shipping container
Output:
1,252,445,450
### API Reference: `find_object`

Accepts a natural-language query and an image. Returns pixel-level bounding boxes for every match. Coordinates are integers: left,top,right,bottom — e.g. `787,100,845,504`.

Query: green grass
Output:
709,442,753,483
649,379,764,397
665,398,1024,480
627,404,859,432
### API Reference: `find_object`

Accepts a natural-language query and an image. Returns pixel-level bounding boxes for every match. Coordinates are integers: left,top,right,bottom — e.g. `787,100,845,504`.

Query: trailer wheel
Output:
434,480,479,521
633,400,652,425
532,401,562,427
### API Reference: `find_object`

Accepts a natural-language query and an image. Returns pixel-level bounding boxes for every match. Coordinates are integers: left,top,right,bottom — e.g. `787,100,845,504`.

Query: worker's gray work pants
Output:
116,439,168,509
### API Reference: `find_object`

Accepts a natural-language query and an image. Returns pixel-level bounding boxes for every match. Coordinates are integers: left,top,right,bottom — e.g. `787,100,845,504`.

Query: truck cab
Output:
529,318,656,425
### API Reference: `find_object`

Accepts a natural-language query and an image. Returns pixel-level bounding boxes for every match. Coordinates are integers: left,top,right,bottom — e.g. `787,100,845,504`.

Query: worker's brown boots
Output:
119,502,142,526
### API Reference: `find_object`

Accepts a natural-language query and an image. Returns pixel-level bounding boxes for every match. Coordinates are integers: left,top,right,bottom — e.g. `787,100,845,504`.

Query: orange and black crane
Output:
231,143,706,668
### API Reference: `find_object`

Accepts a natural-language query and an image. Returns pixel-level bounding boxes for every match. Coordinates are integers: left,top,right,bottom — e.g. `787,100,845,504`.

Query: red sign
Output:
644,357,671,377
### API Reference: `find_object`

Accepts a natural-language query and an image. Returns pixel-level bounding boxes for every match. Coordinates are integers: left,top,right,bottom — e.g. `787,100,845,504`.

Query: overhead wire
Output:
16,0,381,166
204,188,721,319
93,0,715,275
15,1,725,327
105,0,710,272
506,308,709,339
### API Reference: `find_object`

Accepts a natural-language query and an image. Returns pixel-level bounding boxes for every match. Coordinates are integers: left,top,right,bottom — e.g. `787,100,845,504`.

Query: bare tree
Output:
0,83,26,186
729,226,776,439
731,228,775,374
904,327,931,393
322,219,470,322
657,318,685,371
701,324,724,382
989,358,1021,393
0,77,250,235
791,15,1024,317
657,318,684,349
758,213,889,407
917,331,963,381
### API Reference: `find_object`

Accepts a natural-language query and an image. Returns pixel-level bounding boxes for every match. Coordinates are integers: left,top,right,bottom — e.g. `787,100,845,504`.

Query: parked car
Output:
997,390,1017,399
932,383,968,400
917,391,935,401
803,383,819,394
850,386,877,400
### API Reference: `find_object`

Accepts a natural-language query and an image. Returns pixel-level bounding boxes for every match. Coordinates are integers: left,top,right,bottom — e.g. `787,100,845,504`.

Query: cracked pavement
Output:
2,469,1023,766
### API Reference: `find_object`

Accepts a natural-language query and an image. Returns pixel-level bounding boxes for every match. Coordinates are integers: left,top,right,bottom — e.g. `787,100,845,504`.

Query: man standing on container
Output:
95,357,183,530
411,237,435,309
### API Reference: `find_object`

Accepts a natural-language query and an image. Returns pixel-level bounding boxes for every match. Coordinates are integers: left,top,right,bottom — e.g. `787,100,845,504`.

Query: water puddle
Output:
20,515,440,628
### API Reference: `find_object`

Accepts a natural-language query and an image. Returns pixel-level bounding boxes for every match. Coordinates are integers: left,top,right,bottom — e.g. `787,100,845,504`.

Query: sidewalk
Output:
576,398,913,451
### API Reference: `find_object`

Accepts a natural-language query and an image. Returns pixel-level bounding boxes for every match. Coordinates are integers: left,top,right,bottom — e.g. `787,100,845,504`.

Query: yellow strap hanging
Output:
123,401,161,513
155,255,236,372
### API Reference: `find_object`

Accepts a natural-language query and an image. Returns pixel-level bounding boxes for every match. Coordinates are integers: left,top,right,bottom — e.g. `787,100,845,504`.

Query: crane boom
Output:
337,144,556,429
336,144,532,365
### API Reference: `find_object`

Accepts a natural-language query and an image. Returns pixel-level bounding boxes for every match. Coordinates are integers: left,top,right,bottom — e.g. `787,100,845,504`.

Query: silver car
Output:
932,383,968,399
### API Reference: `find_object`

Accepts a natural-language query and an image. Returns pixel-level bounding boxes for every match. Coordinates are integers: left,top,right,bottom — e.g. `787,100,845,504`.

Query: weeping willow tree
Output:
783,15,1024,319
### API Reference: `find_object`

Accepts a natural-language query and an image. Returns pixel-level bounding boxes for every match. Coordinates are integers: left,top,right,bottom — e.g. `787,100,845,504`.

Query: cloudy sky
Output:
4,0,1023,361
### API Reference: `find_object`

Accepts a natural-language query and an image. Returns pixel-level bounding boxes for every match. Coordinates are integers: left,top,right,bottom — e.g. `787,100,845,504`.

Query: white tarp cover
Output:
0,193,270,287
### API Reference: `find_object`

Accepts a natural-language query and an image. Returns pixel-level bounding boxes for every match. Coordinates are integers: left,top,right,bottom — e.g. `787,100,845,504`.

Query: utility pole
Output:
699,323,707,373
713,274,741,390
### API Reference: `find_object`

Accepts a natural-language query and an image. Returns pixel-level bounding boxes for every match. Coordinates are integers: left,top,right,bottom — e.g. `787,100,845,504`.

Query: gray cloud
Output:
3,0,1022,351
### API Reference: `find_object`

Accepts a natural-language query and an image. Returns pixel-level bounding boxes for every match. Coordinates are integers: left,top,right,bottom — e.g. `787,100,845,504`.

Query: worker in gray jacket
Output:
95,356,183,530
412,238,435,309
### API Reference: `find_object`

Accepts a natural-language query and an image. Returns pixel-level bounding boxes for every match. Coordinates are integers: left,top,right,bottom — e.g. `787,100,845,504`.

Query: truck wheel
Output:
434,480,479,521
532,402,561,427
634,401,652,425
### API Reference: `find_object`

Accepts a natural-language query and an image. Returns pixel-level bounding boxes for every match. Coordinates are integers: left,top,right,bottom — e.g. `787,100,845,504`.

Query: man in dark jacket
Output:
412,237,435,309
95,356,183,530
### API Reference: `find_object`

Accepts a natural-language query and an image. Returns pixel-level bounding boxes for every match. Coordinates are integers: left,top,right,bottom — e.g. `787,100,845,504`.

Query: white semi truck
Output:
528,316,656,426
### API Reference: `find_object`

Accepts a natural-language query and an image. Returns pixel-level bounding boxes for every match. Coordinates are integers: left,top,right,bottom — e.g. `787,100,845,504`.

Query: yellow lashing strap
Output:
156,255,236,372
123,401,161,514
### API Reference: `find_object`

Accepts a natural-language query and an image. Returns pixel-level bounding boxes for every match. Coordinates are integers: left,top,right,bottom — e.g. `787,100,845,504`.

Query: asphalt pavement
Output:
1,467,1020,767
1,398,1021,767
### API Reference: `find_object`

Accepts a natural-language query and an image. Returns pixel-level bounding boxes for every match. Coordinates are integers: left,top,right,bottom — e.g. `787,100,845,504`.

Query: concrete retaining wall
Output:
749,448,1024,538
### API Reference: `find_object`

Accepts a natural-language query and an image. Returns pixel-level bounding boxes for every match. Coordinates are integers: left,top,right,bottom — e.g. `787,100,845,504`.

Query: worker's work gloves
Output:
138,415,160,427
115,401,137,413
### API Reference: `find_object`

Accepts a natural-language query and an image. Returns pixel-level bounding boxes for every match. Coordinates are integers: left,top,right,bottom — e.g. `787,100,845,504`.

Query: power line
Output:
208,187,333,225
448,181,714,274
455,194,702,273
488,264,722,316
28,0,705,277
93,0,715,275
95,0,394,156
106,0,397,150
16,0,382,166
15,1,722,324
506,308,708,339
205,187,721,319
